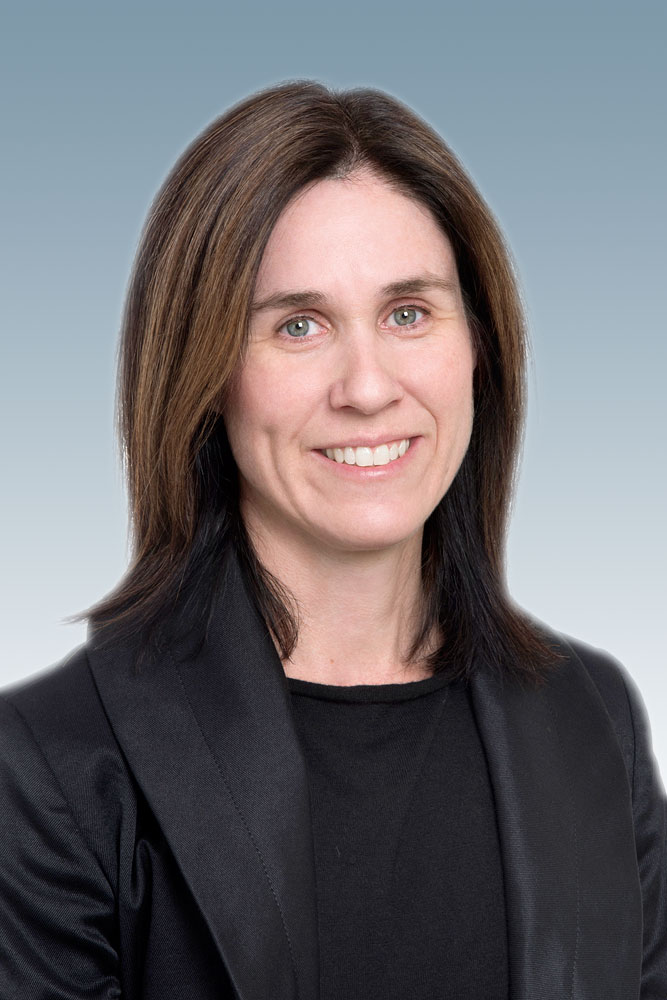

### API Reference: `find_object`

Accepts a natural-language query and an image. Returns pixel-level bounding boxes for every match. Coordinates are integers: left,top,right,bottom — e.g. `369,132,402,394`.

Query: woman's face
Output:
223,169,476,557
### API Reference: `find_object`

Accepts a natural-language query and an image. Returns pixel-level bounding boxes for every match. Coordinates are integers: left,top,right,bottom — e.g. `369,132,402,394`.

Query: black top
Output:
287,671,509,999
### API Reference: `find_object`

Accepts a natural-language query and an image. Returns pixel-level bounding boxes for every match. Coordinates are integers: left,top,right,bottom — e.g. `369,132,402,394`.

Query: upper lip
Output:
314,434,415,450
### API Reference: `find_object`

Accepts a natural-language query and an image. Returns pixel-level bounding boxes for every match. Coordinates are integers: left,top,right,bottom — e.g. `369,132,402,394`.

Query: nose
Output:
328,328,404,414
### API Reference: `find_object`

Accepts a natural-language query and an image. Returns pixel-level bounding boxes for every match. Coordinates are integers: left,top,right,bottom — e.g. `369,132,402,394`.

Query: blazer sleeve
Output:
0,695,122,999
621,671,667,997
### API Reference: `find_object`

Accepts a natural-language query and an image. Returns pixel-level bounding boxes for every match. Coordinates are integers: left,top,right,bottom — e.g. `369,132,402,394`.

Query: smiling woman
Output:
1,80,665,998
222,170,478,681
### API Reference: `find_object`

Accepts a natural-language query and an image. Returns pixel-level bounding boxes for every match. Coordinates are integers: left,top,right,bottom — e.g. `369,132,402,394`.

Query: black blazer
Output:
1,552,665,999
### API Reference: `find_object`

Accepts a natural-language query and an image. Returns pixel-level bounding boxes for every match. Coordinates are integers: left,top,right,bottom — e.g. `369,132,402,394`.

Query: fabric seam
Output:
547,690,581,999
163,641,302,1000
619,673,638,806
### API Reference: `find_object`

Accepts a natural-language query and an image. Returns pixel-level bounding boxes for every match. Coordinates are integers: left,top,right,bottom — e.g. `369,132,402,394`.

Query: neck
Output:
242,516,436,686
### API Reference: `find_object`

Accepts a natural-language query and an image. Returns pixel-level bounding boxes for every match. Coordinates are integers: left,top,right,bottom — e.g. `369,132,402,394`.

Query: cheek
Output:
223,375,266,465
415,342,476,430
223,364,300,465
457,362,476,441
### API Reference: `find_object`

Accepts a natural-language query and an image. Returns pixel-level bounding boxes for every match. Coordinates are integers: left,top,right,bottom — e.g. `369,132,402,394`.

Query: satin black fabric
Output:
1,550,665,998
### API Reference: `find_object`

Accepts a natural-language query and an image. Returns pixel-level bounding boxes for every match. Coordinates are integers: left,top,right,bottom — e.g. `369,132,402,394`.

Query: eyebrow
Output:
250,274,460,313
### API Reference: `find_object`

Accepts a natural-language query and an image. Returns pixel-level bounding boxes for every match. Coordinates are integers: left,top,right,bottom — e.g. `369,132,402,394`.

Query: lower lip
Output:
311,438,421,479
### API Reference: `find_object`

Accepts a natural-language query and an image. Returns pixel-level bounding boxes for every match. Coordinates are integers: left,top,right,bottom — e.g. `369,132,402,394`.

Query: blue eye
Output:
283,317,313,338
391,306,423,327
278,305,426,340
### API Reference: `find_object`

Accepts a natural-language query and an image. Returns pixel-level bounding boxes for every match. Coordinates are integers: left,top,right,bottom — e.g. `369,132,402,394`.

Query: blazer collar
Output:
88,550,319,1000
87,550,641,1000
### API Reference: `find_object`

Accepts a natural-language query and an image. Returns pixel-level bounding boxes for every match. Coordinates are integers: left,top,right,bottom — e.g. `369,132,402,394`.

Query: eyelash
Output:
277,304,430,341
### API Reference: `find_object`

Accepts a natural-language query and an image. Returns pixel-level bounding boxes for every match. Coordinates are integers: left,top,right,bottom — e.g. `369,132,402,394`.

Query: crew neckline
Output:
286,669,452,703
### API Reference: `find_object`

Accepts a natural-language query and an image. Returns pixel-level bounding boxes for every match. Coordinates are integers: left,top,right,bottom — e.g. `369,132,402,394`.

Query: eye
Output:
278,315,321,339
387,305,428,328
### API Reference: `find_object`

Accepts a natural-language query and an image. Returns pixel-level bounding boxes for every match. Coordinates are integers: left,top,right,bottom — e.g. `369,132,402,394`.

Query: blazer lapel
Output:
87,551,319,1000
87,546,643,1000
469,642,643,999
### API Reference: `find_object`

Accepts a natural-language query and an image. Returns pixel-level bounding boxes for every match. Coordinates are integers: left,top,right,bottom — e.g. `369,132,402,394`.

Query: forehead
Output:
254,171,459,299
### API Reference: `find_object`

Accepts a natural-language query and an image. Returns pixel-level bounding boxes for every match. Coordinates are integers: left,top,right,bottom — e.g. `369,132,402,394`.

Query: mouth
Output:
318,438,412,468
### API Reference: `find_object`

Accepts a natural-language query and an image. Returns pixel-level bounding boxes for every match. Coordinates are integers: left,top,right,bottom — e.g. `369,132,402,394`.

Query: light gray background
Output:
2,0,665,776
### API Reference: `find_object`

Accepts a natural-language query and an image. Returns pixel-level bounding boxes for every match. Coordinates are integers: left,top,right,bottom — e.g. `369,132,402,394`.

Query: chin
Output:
315,517,423,553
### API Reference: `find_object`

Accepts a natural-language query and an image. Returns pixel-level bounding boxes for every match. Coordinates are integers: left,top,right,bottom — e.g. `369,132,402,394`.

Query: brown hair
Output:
71,79,559,681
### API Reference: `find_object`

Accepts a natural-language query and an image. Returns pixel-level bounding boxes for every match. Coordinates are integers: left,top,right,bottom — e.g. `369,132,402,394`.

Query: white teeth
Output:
322,439,411,467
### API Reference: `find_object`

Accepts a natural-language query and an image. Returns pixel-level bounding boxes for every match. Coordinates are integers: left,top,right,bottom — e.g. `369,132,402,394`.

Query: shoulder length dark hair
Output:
71,79,559,682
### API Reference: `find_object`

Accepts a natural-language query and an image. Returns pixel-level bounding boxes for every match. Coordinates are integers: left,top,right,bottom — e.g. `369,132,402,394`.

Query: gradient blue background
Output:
2,1,665,775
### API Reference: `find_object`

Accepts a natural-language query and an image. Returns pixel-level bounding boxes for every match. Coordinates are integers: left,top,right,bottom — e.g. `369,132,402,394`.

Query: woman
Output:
1,80,665,998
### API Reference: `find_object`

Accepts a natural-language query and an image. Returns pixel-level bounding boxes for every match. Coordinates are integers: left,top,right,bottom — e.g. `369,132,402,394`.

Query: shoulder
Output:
538,628,667,985
0,643,136,882
3,642,103,724
532,621,636,719
0,649,129,990
536,623,660,800
555,632,633,718
1,642,120,770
